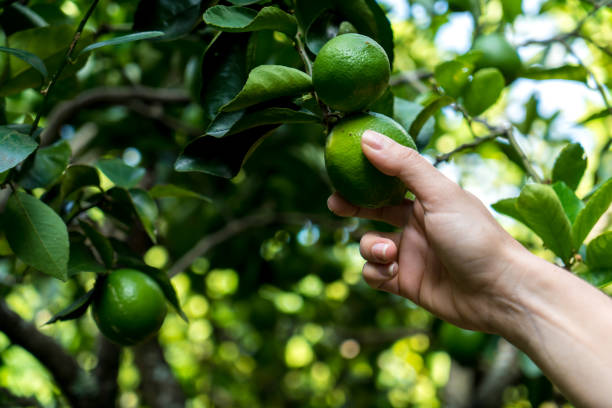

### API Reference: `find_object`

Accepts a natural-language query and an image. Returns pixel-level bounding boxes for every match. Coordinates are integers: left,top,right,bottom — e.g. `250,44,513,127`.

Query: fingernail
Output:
362,130,386,150
372,243,389,261
384,262,398,278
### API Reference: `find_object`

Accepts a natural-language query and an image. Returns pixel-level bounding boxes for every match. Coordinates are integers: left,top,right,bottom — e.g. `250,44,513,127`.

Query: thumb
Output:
361,130,457,202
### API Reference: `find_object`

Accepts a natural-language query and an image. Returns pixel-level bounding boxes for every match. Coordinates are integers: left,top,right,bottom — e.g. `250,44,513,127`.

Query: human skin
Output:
327,130,612,407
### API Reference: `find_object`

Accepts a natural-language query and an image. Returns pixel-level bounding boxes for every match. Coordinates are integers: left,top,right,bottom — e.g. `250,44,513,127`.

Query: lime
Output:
313,34,390,113
438,322,487,365
92,269,167,346
325,112,416,208
472,33,522,81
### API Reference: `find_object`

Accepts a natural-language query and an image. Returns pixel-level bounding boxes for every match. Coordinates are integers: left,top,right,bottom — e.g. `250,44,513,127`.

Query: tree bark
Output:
0,299,122,408
134,337,186,408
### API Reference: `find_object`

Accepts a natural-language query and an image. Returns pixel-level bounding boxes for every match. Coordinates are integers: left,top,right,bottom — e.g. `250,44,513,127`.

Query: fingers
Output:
359,231,400,264
327,193,410,227
361,130,459,203
360,232,401,294
362,262,399,293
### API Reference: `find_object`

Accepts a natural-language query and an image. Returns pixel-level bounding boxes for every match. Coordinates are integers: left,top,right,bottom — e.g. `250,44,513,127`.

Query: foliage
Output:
0,0,610,407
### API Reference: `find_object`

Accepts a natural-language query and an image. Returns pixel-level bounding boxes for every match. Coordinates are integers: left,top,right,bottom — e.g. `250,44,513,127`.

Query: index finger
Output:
327,193,410,228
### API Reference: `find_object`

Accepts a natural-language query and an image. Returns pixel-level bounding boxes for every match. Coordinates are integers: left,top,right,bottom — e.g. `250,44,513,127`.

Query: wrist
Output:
485,244,556,339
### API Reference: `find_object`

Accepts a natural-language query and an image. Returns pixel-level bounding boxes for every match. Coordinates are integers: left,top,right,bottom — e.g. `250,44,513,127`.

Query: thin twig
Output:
505,128,544,183
295,31,313,76
294,29,332,122
126,100,201,137
434,132,504,166
29,0,101,136
559,39,612,115
168,212,364,277
451,104,544,182
40,86,190,146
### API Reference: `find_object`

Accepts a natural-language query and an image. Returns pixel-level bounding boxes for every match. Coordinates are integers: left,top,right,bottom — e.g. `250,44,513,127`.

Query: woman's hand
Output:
328,130,529,333
328,130,612,407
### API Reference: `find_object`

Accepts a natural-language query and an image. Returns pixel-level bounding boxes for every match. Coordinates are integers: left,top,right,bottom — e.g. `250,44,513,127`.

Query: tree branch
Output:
40,86,191,146
92,337,121,407
0,299,94,408
0,386,44,408
450,104,544,183
126,100,201,137
473,339,521,407
434,132,504,166
30,0,101,136
168,211,364,277
134,338,186,408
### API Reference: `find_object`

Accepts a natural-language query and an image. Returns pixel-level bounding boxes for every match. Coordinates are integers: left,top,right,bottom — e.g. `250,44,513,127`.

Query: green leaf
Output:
17,140,71,190
208,106,319,138
334,0,395,64
552,181,584,224
0,126,37,173
520,65,588,82
434,60,473,97
149,184,212,202
204,6,297,37
0,25,93,96
117,257,188,322
304,10,340,55
4,192,69,280
78,31,164,56
67,238,106,277
552,143,587,191
96,158,145,189
11,4,48,28
245,29,302,72
514,93,538,135
0,45,47,78
369,87,394,117
79,220,114,269
408,96,453,141
207,111,245,137
491,197,526,224
128,188,159,244
46,289,94,324
133,0,203,41
295,0,329,36
393,98,435,150
200,32,248,120
572,178,612,249
60,165,100,201
586,231,612,270
229,107,320,134
494,139,528,172
175,125,279,178
580,269,612,289
502,0,522,22
463,68,505,116
220,65,312,112
516,184,574,262
228,0,265,4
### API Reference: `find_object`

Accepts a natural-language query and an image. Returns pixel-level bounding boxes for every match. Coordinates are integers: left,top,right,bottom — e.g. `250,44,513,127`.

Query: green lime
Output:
325,112,417,208
438,322,487,365
472,33,522,81
313,33,390,113
92,269,167,346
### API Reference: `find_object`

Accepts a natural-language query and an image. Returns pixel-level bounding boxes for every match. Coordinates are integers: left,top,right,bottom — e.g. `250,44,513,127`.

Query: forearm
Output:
497,250,612,407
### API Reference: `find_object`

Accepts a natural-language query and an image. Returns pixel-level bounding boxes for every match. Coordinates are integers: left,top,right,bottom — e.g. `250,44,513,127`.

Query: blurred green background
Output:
0,0,611,407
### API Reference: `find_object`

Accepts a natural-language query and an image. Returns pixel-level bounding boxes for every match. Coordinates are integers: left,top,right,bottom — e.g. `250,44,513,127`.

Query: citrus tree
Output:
0,0,611,407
